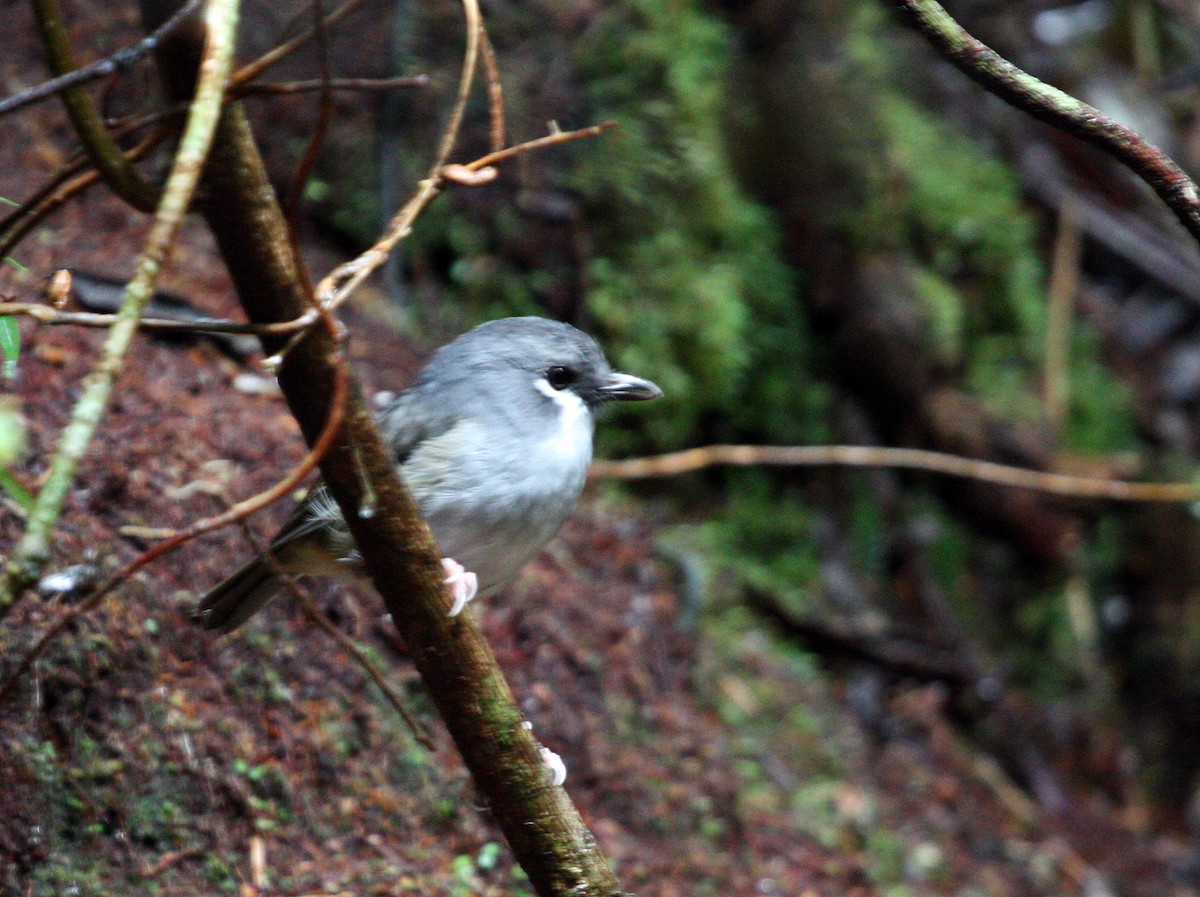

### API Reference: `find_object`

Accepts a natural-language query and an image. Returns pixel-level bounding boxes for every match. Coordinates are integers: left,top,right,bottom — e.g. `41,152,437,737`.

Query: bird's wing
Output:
378,382,470,463
265,487,334,551
267,388,462,551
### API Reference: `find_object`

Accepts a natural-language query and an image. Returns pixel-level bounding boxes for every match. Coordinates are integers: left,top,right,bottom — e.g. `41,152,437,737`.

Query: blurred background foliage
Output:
11,0,1200,889
157,0,1200,820
304,1,1153,684
310,0,1200,816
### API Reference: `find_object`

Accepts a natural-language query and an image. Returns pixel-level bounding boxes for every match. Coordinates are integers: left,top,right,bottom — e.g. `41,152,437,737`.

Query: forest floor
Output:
1,202,1197,897
2,6,1200,896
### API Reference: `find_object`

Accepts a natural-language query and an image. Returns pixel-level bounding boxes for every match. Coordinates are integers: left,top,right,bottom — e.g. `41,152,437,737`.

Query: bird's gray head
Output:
415,317,662,415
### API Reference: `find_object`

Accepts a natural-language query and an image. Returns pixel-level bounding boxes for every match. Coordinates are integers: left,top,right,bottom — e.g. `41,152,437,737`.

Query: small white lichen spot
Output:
539,746,567,787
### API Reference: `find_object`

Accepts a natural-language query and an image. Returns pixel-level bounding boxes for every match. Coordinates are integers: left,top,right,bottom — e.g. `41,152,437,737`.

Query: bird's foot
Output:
442,558,479,616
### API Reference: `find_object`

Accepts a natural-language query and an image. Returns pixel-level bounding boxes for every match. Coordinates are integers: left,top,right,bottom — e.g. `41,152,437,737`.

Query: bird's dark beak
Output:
600,371,663,402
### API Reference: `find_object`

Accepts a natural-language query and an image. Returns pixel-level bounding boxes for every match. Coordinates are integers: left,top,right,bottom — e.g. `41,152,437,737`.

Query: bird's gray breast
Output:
400,406,593,596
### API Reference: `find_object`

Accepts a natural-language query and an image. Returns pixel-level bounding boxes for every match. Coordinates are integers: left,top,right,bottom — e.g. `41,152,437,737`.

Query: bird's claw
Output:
443,558,479,616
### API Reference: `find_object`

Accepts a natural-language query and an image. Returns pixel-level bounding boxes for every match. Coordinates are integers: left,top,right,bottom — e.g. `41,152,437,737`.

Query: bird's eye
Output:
545,365,577,390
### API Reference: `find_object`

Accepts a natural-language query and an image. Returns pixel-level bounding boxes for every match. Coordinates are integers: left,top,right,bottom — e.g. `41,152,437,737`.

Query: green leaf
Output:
0,317,18,379
0,468,33,512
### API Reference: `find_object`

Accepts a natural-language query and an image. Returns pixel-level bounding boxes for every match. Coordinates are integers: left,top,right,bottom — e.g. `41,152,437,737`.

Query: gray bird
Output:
196,316,662,631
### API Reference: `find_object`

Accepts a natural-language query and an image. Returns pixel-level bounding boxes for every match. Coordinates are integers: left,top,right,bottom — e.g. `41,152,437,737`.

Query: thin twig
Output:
316,121,614,312
0,128,166,262
888,0,1200,248
0,0,241,616
0,0,204,117
231,0,369,87
282,0,336,244
590,444,1200,502
236,75,429,96
0,153,92,240
295,588,435,750
0,302,315,336
0,362,349,705
226,507,435,751
478,25,506,152
1043,201,1082,430
464,120,616,173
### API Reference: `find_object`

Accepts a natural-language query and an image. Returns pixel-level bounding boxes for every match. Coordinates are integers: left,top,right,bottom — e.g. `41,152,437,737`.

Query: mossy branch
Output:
887,0,1200,248
0,0,240,616
139,0,625,893
29,0,164,210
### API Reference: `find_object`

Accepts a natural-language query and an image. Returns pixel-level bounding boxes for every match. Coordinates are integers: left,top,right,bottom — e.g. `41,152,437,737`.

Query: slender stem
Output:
230,0,368,86
142,0,627,889
0,0,204,117
591,444,1200,502
1043,203,1082,430
0,0,241,616
888,0,1200,247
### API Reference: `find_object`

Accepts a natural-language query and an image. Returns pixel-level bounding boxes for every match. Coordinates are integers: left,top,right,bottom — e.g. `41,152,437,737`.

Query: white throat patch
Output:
535,377,593,461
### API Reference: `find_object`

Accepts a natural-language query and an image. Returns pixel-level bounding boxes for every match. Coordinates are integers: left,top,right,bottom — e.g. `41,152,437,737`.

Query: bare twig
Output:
0,301,314,336
888,0,1200,248
479,25,506,152
315,120,615,312
0,359,349,704
231,0,369,87
137,847,204,879
0,0,241,616
220,497,435,751
590,443,1200,502
0,128,166,262
461,121,615,174
0,0,204,117
235,75,429,96
1043,202,1082,430
282,0,336,243
294,586,436,750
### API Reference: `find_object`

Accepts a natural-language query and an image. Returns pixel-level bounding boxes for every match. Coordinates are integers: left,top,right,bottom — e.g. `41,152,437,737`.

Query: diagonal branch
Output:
591,444,1200,502
0,0,241,616
0,356,348,705
887,0,1200,248
0,0,204,117
140,0,625,893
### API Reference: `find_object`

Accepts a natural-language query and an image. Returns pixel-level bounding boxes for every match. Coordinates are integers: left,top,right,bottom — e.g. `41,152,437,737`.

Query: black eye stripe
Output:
546,365,578,390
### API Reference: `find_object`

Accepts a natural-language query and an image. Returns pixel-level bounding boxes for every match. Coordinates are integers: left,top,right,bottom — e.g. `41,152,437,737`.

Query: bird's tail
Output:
194,556,282,633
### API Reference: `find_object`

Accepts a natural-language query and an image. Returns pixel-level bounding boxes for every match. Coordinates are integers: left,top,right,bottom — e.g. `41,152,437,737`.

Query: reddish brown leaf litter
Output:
0,12,1197,896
